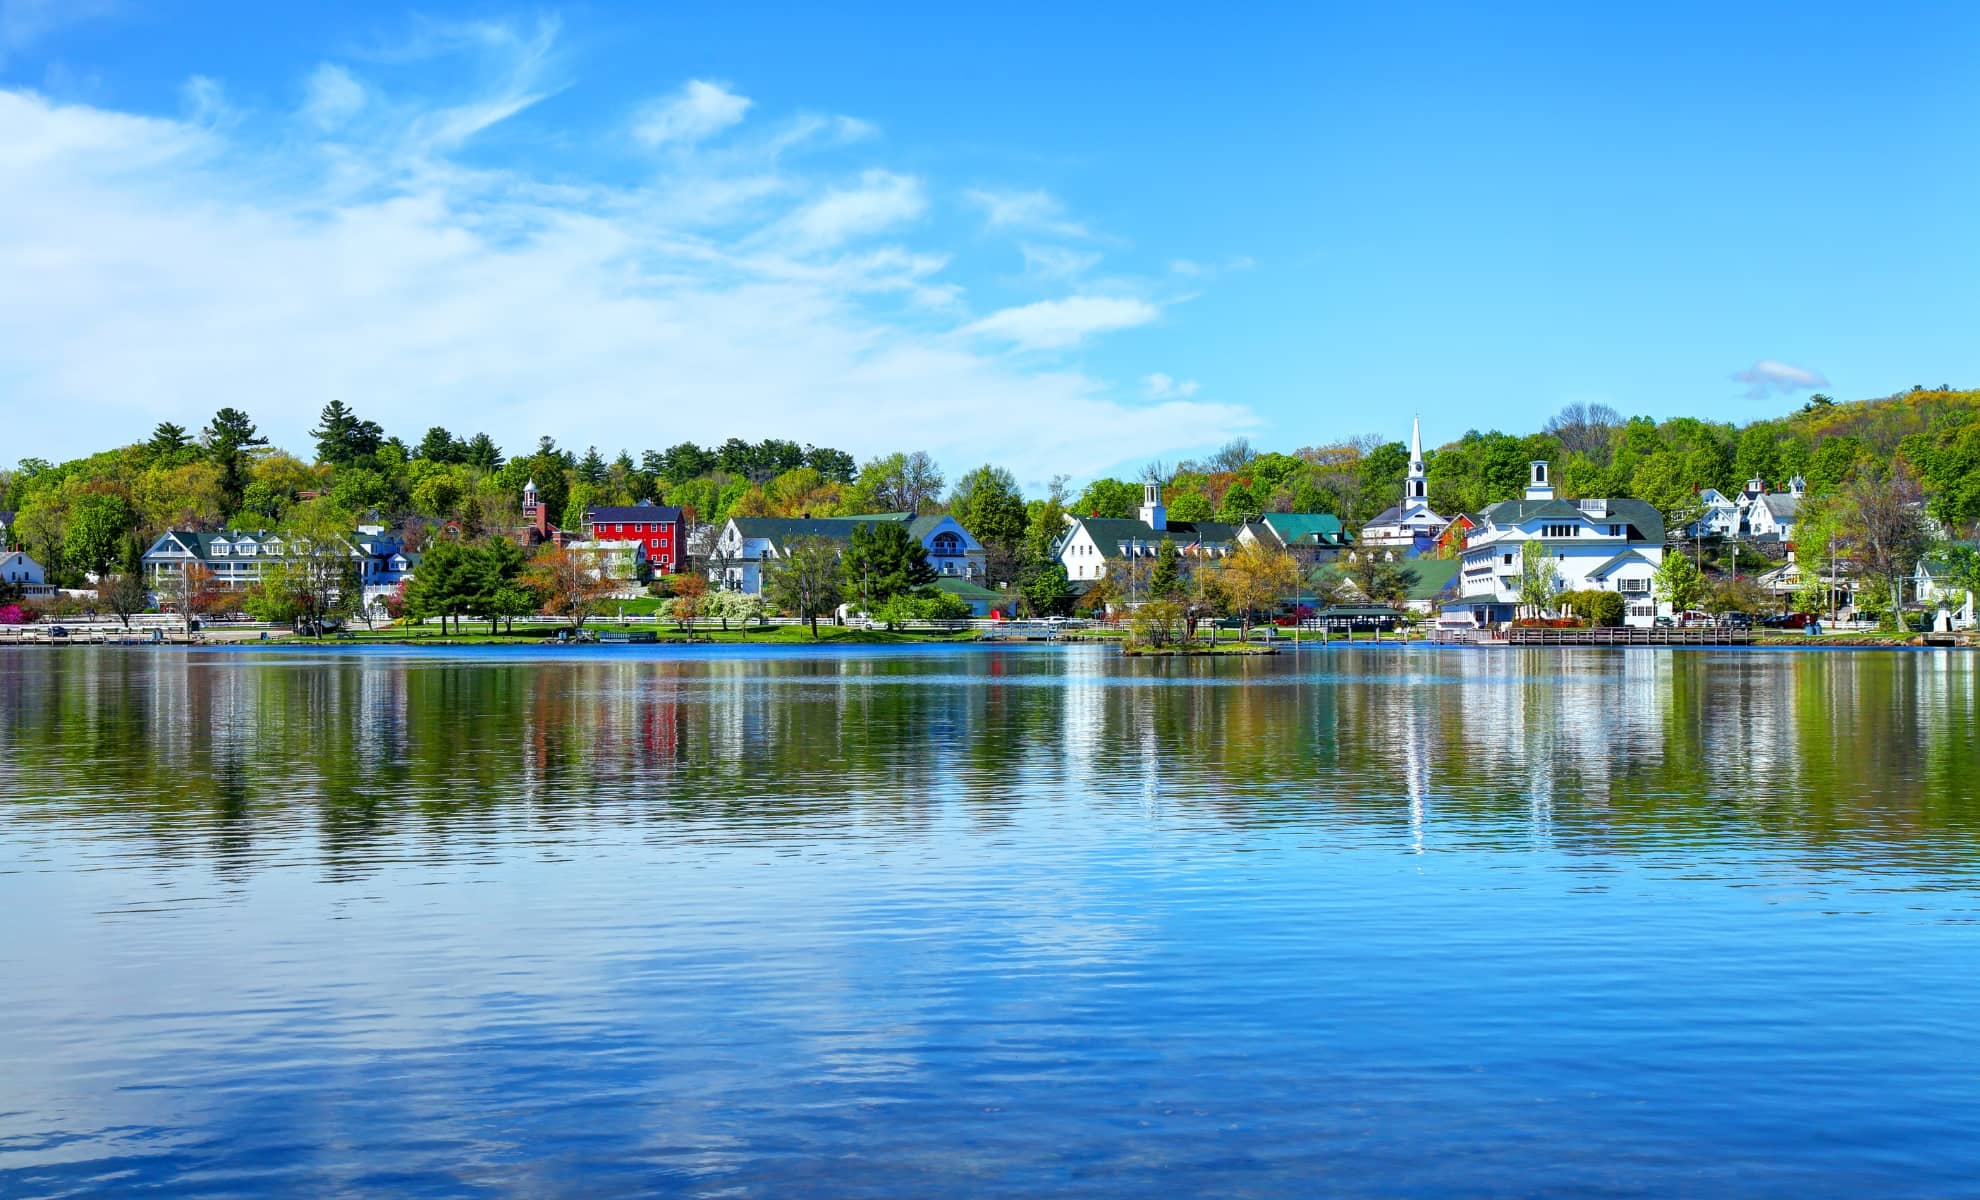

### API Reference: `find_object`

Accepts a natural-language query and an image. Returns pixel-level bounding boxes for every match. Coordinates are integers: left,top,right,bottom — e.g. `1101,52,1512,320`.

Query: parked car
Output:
46,625,69,638
1761,612,1813,629
1717,612,1755,630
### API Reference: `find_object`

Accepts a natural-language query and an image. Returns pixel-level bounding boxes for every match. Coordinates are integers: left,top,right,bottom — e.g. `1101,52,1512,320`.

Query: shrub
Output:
1127,598,1186,648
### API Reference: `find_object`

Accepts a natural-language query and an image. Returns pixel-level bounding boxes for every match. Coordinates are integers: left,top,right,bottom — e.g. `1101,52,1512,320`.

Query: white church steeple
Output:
1406,417,1427,504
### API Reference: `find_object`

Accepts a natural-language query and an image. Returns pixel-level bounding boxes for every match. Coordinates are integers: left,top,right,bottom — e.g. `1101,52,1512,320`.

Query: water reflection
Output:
4,645,1980,1198
2,646,1978,873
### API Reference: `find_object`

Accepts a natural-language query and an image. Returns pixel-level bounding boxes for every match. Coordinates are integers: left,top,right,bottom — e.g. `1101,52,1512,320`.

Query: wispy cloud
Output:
1020,242,1101,280
1144,372,1198,398
0,0,117,67
301,64,364,130
633,79,751,148
774,169,926,249
0,21,1247,480
965,187,1089,239
1732,359,1828,399
965,296,1161,350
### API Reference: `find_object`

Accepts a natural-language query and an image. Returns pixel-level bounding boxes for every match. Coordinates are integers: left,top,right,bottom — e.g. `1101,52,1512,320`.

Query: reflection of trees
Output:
0,647,1975,879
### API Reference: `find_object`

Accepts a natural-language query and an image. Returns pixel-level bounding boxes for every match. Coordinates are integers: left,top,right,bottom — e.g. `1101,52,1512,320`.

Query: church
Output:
1358,419,1447,551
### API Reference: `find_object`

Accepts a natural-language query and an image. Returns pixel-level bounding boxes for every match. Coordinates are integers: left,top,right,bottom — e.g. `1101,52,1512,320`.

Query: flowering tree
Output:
525,544,616,633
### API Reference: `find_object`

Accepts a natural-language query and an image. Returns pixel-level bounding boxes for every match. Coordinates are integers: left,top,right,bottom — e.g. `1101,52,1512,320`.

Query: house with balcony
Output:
141,525,415,596
1457,461,1667,627
710,513,985,595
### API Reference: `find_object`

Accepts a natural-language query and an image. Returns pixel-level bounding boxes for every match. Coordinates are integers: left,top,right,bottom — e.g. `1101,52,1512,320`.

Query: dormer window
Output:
211,541,229,556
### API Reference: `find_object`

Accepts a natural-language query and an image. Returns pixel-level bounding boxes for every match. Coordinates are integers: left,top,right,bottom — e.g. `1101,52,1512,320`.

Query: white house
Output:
142,526,414,595
0,549,49,597
711,513,985,595
1359,419,1447,550
1914,551,1976,629
1055,484,1238,583
1687,488,1742,539
1457,461,1667,627
565,539,650,593
1741,476,1804,540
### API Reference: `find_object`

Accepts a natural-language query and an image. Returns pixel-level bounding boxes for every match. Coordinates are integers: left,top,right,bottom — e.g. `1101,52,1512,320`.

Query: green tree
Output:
1653,549,1707,614
146,422,192,459
1071,477,1141,520
416,427,462,464
310,400,384,468
765,536,843,636
202,407,267,513
1516,541,1564,617
1150,537,1183,599
64,491,137,579
462,433,504,471
1215,481,1263,524
949,464,1028,579
840,521,936,611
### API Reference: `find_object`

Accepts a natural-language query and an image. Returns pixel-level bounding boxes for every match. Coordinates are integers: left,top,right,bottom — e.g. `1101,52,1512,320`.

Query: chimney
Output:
1525,461,1555,501
1139,482,1167,532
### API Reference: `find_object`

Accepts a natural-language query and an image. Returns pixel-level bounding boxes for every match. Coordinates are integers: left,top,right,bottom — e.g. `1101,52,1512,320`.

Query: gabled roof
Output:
1586,549,1659,578
1362,501,1446,531
1253,513,1349,547
586,502,684,524
1068,517,1238,550
1759,494,1799,520
1398,558,1462,600
727,513,918,550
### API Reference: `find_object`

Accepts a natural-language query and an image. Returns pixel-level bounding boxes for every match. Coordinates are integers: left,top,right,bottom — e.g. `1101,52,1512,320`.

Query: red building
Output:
584,501,685,573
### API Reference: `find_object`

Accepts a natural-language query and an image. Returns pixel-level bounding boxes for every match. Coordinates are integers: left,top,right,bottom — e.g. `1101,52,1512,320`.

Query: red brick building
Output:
584,501,685,574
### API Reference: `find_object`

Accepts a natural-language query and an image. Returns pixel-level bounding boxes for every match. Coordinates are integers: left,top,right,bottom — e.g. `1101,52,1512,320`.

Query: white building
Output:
1741,476,1804,540
1914,551,1976,629
0,549,49,596
711,513,985,595
1689,488,1742,539
141,525,415,594
1457,461,1668,627
1358,419,1447,550
1055,484,1238,583
565,539,650,593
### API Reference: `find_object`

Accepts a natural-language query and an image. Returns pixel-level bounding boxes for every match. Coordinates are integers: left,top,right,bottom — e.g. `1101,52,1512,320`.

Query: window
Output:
212,543,229,557
1541,524,1578,538
1502,553,1514,566
1609,525,1622,537
1620,578,1648,593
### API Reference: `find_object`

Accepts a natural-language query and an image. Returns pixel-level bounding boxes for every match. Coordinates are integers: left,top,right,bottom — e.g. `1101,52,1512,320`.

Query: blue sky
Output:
3,1,1977,487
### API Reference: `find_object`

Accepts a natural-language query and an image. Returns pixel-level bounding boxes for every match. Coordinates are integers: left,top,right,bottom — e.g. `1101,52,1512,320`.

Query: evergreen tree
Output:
840,521,936,611
310,400,384,467
203,407,267,513
416,426,462,464
147,422,191,458
578,446,608,484
1150,537,1183,599
463,432,504,471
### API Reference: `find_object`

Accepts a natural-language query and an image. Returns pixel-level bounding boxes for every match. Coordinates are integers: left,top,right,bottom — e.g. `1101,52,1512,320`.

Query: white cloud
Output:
965,187,1089,238
773,169,925,248
1732,359,1828,399
633,79,751,148
301,64,364,129
964,296,1161,350
0,29,1248,482
1144,373,1198,398
1020,242,1100,280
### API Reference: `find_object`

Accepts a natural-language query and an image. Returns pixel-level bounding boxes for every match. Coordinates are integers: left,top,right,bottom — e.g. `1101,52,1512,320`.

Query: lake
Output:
2,644,1977,1198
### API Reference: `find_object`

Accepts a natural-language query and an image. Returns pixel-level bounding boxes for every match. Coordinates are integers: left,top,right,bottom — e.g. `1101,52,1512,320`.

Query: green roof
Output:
1478,497,1665,545
729,513,915,545
933,577,1006,603
1069,517,1239,549
1255,513,1349,546
1398,558,1461,600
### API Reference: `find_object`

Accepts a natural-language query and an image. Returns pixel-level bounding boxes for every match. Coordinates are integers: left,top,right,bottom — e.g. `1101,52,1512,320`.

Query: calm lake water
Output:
2,644,1978,1198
